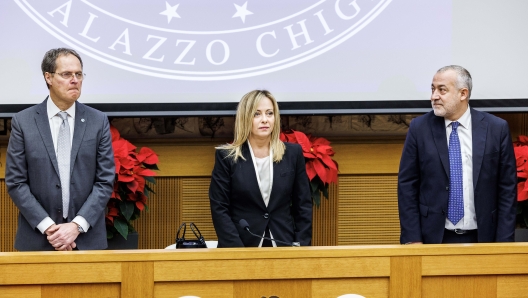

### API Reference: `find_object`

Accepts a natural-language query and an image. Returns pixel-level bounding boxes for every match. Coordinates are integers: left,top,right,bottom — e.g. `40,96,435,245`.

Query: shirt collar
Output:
445,105,471,129
47,96,76,120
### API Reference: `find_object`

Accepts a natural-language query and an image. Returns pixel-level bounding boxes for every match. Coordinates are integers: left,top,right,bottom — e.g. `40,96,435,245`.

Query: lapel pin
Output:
81,118,85,122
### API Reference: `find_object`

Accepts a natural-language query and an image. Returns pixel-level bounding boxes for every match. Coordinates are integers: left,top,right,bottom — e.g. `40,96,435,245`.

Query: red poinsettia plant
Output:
514,135,528,228
106,125,159,240
280,129,338,206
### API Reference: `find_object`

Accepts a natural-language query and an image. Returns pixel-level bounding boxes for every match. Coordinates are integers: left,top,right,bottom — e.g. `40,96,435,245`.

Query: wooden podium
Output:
1,243,528,298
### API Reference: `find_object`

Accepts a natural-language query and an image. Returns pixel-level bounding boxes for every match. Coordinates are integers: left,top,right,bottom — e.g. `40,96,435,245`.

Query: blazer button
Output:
56,184,61,189
446,186,449,191
263,213,269,219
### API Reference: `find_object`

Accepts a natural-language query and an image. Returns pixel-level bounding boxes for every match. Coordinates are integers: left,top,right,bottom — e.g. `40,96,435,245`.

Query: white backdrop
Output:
0,0,527,115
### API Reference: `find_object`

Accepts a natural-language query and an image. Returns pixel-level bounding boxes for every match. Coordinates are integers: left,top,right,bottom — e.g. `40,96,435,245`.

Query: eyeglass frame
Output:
48,71,86,80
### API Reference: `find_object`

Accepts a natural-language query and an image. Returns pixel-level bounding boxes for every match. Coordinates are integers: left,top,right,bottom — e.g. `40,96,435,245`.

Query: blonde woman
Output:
209,90,312,247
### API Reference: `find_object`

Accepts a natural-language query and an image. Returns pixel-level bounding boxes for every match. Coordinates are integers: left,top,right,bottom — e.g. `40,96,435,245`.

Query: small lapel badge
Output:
81,118,85,122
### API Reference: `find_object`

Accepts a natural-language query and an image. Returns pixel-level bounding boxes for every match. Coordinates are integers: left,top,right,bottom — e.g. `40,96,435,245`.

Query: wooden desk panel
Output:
1,244,528,298
154,256,389,281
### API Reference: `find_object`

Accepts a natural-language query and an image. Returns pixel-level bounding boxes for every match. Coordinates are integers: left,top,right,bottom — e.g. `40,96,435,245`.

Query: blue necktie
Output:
447,121,464,224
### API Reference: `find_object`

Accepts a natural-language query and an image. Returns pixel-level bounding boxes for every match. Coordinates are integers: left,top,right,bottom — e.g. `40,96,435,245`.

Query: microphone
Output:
239,219,300,247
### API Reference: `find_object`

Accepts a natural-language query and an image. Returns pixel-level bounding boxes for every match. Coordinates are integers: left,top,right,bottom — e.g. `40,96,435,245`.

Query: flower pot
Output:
106,232,139,250
515,229,528,242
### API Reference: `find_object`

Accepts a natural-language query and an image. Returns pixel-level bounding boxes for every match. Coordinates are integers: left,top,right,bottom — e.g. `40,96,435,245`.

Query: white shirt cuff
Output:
72,216,90,232
37,217,55,234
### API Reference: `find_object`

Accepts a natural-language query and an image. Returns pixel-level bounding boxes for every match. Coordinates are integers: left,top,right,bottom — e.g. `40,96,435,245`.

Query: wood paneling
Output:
312,277,389,298
312,183,338,246
133,177,182,249
332,143,403,174
155,281,234,298
233,279,312,298
41,284,120,298
154,256,390,281
0,285,41,298
390,256,421,298
0,263,121,284
338,175,400,245
1,244,528,297
422,255,528,276
0,145,6,179
181,177,217,241
422,276,497,298
121,262,153,298
146,143,217,177
497,275,528,298
0,180,17,252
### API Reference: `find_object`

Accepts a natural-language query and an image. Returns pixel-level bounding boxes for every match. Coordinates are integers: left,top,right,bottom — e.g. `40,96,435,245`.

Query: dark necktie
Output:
447,121,464,224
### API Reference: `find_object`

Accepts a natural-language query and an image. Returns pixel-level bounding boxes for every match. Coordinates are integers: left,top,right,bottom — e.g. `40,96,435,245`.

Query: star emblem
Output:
232,2,253,23
160,2,181,24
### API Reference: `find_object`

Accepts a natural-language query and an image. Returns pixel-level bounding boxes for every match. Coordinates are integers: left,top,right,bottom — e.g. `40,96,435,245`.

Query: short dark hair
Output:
41,48,83,89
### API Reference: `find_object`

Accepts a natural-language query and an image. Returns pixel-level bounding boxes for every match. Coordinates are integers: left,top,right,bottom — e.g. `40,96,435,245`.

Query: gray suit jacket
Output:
5,98,115,251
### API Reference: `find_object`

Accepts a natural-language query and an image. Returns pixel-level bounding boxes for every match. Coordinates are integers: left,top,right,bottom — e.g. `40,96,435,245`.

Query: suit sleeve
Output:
209,150,245,247
291,144,312,246
76,115,115,228
5,114,50,228
495,121,517,242
398,119,423,243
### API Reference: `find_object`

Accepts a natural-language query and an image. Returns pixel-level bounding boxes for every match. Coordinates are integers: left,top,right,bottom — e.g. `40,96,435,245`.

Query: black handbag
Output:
175,222,207,248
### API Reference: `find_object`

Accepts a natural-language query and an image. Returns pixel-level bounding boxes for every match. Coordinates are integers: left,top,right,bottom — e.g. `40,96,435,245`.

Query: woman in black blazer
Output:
209,90,312,247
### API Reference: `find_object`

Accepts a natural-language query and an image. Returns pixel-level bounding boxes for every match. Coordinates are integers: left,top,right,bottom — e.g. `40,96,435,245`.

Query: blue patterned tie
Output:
448,121,464,224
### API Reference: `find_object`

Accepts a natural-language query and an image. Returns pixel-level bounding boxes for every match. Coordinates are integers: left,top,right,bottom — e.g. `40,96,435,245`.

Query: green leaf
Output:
114,218,129,240
310,180,319,194
145,183,156,194
145,176,156,184
312,188,321,207
322,184,329,200
120,201,135,221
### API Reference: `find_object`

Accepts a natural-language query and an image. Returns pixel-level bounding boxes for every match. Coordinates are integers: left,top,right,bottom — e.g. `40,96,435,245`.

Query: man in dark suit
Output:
5,48,115,251
398,65,517,244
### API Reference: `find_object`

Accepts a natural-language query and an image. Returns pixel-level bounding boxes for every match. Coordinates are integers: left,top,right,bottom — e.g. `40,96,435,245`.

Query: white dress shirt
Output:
444,106,477,230
36,98,90,234
247,141,276,247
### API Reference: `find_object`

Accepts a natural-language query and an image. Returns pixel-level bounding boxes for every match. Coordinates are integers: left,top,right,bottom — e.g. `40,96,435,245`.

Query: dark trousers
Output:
442,229,478,243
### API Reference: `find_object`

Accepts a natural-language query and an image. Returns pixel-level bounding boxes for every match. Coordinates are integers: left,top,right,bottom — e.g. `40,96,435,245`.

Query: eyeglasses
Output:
49,72,85,80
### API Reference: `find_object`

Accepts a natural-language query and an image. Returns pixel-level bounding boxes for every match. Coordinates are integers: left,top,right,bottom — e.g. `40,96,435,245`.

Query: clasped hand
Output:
45,223,80,251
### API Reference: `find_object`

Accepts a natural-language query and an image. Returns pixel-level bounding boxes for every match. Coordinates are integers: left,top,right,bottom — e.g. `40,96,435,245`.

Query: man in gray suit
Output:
5,48,115,251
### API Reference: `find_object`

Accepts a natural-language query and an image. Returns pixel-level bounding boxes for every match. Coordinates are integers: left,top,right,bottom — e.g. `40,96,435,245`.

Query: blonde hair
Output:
217,90,285,162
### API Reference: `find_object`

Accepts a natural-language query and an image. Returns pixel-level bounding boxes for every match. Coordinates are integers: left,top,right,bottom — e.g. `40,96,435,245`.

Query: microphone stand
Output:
244,227,300,247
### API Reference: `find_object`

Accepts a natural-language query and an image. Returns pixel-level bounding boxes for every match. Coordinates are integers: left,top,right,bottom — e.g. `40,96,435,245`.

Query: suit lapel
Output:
242,143,268,210
431,115,450,177
70,103,87,175
35,97,60,177
471,109,487,189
